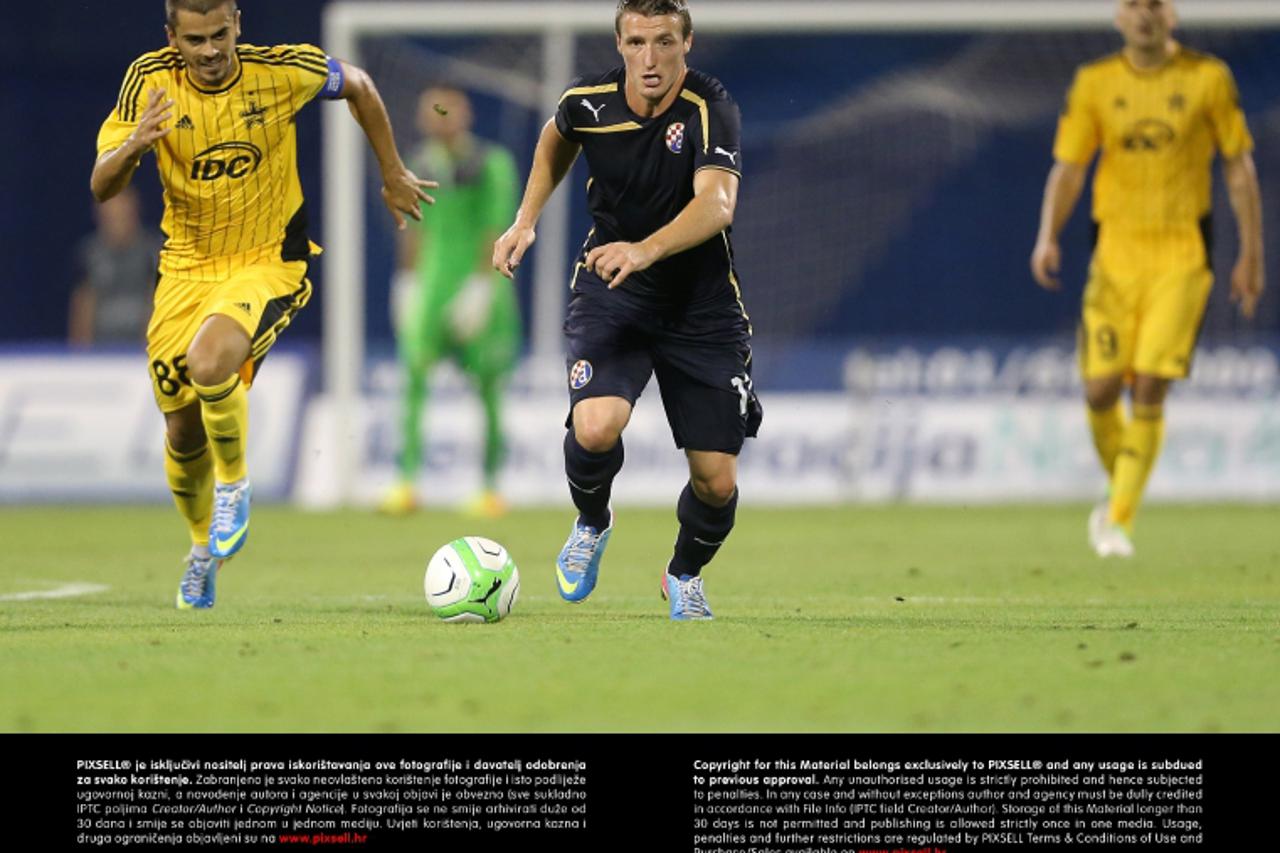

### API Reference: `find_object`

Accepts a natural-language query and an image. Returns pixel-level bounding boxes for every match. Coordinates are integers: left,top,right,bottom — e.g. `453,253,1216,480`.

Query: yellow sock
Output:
1086,401,1126,477
1109,403,1164,532
165,440,213,547
193,374,249,484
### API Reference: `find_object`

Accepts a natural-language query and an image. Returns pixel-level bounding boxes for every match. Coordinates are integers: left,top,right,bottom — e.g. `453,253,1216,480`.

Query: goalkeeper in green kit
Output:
382,85,521,518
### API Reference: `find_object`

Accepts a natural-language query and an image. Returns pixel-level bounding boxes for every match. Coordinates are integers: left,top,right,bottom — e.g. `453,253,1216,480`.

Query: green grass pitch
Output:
1,504,1276,733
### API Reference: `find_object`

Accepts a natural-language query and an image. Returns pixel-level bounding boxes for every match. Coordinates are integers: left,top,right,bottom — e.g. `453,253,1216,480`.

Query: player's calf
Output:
563,429,623,532
668,482,737,578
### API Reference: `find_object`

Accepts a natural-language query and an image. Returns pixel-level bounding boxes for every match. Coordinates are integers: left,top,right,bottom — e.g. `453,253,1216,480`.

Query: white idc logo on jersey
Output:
666,122,685,153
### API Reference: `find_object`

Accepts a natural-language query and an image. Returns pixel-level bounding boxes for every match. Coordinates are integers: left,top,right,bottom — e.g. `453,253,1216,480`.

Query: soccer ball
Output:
423,537,520,623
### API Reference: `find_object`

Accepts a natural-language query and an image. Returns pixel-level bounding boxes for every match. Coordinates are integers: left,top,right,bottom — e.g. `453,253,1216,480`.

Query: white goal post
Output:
320,0,1279,505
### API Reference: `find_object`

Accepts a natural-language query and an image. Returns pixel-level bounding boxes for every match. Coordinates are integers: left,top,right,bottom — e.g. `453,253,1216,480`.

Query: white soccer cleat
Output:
1093,523,1135,559
1087,500,1108,553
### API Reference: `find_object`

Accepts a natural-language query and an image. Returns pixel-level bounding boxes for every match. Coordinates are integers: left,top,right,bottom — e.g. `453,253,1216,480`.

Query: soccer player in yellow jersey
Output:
91,0,436,608
1031,0,1264,558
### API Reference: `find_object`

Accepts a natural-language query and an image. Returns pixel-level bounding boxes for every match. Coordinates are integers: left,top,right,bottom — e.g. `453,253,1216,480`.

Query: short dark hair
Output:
165,0,237,28
615,0,693,39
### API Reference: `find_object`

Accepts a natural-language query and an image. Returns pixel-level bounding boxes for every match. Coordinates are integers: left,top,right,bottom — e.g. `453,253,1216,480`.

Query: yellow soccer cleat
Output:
378,482,418,516
463,490,509,519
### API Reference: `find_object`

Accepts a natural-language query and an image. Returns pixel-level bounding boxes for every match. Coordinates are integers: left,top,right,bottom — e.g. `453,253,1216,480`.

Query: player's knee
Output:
578,422,622,450
186,317,251,387
1084,378,1123,411
1132,375,1170,407
185,345,239,387
572,404,626,452
690,471,737,507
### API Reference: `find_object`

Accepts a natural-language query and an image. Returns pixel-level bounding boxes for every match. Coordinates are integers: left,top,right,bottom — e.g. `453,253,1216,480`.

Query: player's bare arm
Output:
1031,159,1088,291
587,167,737,290
336,60,437,229
492,120,580,278
90,88,174,202
395,226,419,272
1223,151,1265,319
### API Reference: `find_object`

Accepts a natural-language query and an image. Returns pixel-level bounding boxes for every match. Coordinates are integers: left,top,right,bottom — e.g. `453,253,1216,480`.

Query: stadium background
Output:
2,0,1278,506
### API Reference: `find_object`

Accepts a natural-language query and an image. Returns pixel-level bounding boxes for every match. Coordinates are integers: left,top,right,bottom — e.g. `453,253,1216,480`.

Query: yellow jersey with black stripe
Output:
1054,45,1253,235
553,66,744,309
98,44,333,281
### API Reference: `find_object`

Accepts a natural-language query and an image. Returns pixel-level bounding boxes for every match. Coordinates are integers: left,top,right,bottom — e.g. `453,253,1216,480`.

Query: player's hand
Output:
586,241,659,289
1030,238,1062,291
1230,253,1264,320
493,223,535,280
127,88,175,153
381,168,438,230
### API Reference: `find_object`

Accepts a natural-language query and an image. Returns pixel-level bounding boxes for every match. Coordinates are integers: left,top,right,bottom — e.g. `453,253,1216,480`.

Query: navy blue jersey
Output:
555,67,744,310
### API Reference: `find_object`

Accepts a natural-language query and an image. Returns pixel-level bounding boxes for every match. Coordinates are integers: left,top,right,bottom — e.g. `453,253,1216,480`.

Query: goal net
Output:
309,1,1280,506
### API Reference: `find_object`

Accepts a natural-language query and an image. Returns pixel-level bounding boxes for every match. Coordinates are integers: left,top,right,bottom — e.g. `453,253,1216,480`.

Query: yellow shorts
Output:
146,259,312,412
1077,256,1213,381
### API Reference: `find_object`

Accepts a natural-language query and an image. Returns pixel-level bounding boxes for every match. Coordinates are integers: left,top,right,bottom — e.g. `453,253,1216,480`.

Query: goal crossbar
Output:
320,0,1279,504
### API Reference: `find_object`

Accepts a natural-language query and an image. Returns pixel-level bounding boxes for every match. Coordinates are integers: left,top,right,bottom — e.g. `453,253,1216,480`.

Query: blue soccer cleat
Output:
662,572,714,621
555,511,613,602
209,479,251,559
176,549,222,610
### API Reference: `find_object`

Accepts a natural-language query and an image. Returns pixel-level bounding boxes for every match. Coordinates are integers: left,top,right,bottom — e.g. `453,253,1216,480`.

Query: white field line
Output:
0,583,110,602
859,596,1110,606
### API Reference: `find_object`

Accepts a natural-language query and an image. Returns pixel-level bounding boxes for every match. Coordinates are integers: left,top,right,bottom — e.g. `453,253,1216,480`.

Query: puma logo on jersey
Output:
580,99,606,121
714,146,738,165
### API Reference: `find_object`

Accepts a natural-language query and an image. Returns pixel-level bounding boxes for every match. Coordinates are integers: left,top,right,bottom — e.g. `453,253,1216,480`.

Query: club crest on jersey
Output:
569,360,593,390
240,100,268,129
665,122,685,153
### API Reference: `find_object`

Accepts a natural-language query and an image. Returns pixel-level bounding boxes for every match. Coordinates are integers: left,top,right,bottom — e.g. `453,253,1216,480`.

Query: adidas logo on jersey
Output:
175,115,195,130
235,302,252,314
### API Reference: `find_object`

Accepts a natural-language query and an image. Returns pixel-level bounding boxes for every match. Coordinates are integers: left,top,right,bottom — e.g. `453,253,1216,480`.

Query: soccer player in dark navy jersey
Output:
493,0,760,620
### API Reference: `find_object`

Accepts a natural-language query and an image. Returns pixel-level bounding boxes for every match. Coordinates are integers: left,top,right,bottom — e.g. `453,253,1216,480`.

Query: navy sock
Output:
564,429,623,531
669,483,738,578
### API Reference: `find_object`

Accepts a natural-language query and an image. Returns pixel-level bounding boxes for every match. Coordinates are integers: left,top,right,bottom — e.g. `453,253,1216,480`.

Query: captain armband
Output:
320,56,346,99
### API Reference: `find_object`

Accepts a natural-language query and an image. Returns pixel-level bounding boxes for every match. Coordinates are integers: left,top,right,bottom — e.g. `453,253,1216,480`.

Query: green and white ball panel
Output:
423,537,520,623
463,536,510,571
497,570,520,617
424,543,473,608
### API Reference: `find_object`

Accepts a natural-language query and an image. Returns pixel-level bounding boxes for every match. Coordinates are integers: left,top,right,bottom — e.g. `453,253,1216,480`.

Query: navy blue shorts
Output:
563,277,762,455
